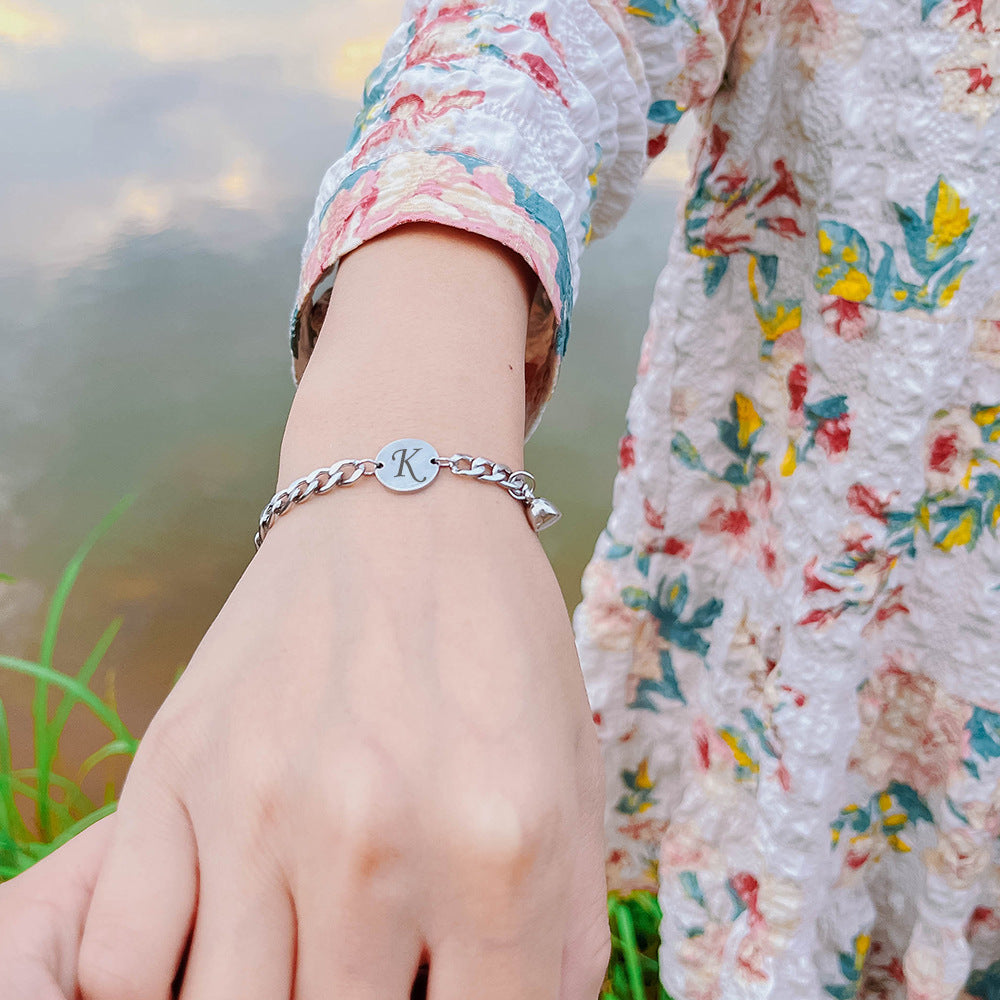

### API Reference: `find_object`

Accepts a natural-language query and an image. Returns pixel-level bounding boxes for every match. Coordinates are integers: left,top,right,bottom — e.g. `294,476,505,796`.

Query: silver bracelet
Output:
254,437,561,549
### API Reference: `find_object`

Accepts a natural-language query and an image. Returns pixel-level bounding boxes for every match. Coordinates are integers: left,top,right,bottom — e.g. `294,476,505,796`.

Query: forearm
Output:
278,222,539,484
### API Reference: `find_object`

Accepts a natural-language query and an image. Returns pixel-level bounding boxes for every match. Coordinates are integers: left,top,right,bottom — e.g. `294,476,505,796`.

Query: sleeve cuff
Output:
289,148,574,441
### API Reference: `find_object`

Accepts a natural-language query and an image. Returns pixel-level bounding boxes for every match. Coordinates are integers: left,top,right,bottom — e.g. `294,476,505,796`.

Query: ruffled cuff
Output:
289,148,574,441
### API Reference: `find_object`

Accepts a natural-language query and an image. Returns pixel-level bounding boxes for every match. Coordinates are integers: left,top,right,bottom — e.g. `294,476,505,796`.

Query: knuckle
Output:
78,930,145,1000
132,713,193,780
590,919,613,972
450,792,567,886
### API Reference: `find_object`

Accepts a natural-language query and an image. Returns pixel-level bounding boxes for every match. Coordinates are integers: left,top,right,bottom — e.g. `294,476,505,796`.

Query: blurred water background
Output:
0,0,690,769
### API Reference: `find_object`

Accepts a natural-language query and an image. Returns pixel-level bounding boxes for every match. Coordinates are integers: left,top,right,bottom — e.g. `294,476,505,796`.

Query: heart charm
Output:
527,496,562,532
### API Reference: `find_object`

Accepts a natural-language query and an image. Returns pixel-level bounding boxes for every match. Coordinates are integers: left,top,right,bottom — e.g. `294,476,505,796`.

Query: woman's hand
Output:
0,815,114,999
76,483,610,999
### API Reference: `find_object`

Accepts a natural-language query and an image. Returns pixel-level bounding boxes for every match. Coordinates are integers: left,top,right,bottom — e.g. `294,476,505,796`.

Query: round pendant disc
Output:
374,439,440,493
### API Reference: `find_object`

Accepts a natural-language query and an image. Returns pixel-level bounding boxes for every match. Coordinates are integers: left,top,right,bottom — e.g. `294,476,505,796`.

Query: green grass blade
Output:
33,801,116,859
79,739,136,781
1,656,137,748
10,778,75,828
33,495,134,840
47,616,123,754
38,496,135,672
0,701,31,843
13,769,94,818
611,900,647,1000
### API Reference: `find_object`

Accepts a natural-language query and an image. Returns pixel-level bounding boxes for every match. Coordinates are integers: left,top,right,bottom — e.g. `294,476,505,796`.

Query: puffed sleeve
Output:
290,0,748,438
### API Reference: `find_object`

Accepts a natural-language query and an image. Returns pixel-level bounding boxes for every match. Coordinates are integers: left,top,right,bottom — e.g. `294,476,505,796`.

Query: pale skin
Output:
4,223,611,998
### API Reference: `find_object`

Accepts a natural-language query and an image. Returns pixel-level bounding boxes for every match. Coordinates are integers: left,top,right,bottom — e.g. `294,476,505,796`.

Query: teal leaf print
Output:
605,537,634,559
751,252,779,295
838,952,861,983
741,707,779,758
830,784,932,855
678,870,706,907
632,650,686,708
965,959,1000,999
671,432,704,470
622,586,653,611
887,781,933,824
823,933,871,999
817,178,976,315
922,0,947,18
893,178,977,280
626,574,723,711
648,99,684,125
626,0,698,29
973,405,1000,444
933,501,983,550
688,598,725,631
967,706,1000,762
704,255,730,295
679,393,768,487
726,880,748,920
615,759,656,815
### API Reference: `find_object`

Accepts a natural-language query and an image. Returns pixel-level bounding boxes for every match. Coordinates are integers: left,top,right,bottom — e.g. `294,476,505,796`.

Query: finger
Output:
1,817,116,1000
291,849,425,1000
178,839,295,1000
557,839,611,1000
7,968,75,1000
427,921,565,1000
79,788,197,1000
560,740,612,1000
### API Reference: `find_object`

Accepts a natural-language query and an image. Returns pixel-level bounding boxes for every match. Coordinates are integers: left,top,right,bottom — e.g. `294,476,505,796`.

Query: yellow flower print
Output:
936,508,977,550
635,758,653,790
929,178,972,258
829,268,872,303
735,393,763,449
719,729,760,773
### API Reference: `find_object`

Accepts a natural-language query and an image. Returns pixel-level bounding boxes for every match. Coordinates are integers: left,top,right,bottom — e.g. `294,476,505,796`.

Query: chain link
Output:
254,447,559,549
254,459,378,548
433,454,537,502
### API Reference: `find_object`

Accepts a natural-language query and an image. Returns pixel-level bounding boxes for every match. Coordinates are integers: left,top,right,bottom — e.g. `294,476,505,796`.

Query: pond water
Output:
0,0,688,769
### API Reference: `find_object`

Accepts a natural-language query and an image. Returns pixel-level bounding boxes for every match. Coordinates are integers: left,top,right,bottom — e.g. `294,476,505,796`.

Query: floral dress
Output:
289,1,1000,997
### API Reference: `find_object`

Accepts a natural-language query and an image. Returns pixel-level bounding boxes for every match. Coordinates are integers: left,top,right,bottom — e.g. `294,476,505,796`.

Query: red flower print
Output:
964,63,994,94
661,536,693,558
509,50,569,107
707,124,729,169
759,216,806,238
803,556,841,594
643,497,665,530
847,483,896,522
527,10,567,61
702,503,752,538
861,585,909,636
788,363,808,414
759,158,802,208
797,606,845,628
815,414,851,458
820,295,870,341
729,872,763,928
356,89,486,162
930,430,958,474
952,0,986,32
619,433,636,470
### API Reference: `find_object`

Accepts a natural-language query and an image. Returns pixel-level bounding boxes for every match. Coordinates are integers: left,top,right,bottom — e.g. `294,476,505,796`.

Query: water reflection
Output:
0,0,685,761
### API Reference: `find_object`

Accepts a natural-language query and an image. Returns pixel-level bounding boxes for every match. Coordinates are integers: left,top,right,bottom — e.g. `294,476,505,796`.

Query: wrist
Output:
280,222,534,479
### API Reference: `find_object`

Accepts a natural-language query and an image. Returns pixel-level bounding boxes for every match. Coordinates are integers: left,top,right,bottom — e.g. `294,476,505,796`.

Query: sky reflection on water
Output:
0,0,686,754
